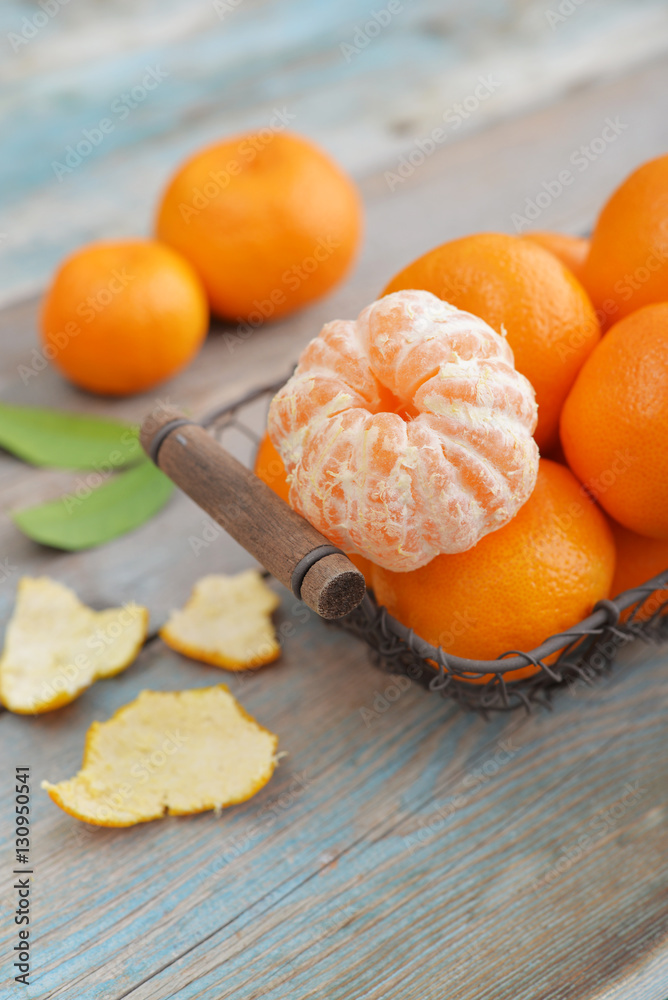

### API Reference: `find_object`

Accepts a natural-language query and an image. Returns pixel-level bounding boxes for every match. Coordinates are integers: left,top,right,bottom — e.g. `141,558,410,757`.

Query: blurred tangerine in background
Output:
156,130,363,322
383,232,600,453
561,302,668,541
581,153,668,326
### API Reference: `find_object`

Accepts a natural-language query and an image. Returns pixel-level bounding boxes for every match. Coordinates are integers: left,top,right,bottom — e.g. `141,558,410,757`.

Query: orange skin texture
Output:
156,131,362,321
561,303,668,540
254,432,291,505
41,240,209,396
520,231,589,285
581,154,668,327
383,233,600,453
370,460,615,678
255,432,375,587
609,518,668,623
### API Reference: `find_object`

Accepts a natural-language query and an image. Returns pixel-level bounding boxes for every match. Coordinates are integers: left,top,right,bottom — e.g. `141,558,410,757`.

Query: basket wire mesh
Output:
202,378,668,713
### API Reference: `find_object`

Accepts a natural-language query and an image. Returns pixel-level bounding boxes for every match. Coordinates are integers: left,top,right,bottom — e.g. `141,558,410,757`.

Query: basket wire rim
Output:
201,379,668,681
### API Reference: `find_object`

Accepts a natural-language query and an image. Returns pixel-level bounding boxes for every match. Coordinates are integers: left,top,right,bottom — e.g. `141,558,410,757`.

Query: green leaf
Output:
0,402,140,469
12,460,174,551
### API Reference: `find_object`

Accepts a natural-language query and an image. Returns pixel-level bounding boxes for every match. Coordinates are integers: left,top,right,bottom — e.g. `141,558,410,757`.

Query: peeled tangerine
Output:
42,687,278,826
0,577,148,714
268,289,539,572
160,571,280,669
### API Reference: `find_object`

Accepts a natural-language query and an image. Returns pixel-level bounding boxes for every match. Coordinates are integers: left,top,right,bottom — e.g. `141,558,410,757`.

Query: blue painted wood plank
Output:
1,629,663,999
115,643,668,1000
1,15,668,999
3,0,668,299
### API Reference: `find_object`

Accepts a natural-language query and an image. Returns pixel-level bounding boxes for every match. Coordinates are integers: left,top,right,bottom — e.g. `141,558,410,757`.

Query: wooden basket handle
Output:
140,406,366,620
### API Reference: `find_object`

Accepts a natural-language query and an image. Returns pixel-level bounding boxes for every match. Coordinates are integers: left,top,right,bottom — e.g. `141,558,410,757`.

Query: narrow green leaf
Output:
0,402,140,469
12,460,174,551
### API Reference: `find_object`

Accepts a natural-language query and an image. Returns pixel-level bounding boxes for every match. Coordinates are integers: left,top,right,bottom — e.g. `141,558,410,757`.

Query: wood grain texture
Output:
1,33,668,1000
3,0,668,302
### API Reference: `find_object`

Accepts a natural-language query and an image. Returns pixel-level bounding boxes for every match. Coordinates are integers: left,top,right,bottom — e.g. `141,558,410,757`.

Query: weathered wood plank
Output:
1,44,668,1000
3,0,668,301
1,632,664,999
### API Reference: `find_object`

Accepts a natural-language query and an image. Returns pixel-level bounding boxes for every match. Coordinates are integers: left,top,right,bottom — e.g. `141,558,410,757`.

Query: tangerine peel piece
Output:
42,686,278,826
0,576,148,714
160,570,281,670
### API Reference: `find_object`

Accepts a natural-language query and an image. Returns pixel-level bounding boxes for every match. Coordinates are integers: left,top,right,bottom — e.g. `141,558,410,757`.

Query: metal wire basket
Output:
202,378,668,714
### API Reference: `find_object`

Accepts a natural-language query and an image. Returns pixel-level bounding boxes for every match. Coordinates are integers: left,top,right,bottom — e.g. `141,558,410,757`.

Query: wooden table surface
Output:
1,4,667,997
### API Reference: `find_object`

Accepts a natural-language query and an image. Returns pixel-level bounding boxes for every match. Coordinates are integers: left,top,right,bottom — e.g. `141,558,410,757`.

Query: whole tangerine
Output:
608,518,668,623
370,459,615,672
383,232,600,453
560,303,668,540
520,230,589,285
41,240,208,396
254,432,291,505
581,154,668,326
156,131,362,321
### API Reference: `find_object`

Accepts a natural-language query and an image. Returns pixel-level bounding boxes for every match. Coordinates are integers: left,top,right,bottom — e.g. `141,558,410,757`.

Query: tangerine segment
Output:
371,459,616,671
42,687,278,827
268,290,539,573
0,577,148,714
254,434,378,588
160,571,280,670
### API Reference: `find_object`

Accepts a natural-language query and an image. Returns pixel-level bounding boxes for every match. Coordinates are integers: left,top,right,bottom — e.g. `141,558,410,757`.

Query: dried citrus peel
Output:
160,570,281,670
0,577,148,714
42,687,278,826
